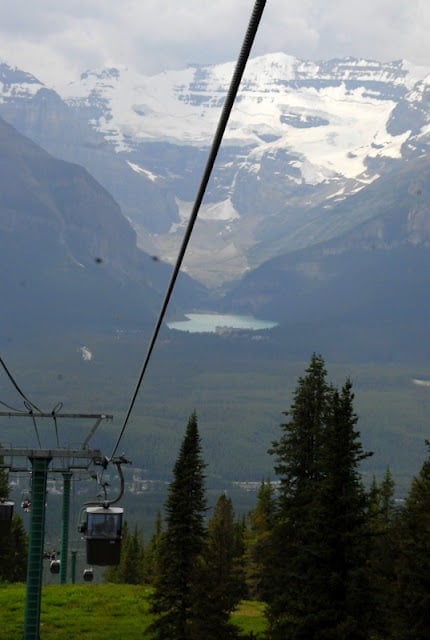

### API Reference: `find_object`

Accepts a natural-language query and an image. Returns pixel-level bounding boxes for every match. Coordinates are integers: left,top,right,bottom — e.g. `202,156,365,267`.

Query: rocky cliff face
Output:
0,114,136,268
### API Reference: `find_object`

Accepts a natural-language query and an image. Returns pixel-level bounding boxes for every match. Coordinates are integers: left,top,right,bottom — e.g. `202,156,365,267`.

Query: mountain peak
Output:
0,60,43,101
2,53,430,287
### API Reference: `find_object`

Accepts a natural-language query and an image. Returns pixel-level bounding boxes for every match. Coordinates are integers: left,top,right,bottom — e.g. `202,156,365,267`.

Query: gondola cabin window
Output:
87,512,121,538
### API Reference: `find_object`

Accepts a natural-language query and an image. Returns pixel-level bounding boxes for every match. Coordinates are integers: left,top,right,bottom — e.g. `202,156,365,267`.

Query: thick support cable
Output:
0,356,42,413
110,0,267,460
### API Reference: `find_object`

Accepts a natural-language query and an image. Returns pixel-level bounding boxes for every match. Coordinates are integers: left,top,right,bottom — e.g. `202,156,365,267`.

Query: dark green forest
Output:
1,328,429,492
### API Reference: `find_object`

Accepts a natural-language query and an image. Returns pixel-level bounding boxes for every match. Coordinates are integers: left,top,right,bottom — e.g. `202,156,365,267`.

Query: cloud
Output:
0,0,429,86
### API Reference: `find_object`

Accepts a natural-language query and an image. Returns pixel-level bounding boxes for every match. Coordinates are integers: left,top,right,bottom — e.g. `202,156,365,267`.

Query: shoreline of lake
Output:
167,313,278,333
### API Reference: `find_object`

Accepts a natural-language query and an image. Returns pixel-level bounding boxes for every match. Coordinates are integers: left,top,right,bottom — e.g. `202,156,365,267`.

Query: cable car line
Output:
26,406,42,449
0,398,28,412
0,355,43,413
51,402,63,447
77,457,129,566
109,0,267,462
0,354,45,446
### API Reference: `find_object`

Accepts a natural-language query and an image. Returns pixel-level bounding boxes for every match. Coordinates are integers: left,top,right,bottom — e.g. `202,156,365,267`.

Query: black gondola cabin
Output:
50,559,60,574
83,568,94,582
80,506,123,566
0,500,14,536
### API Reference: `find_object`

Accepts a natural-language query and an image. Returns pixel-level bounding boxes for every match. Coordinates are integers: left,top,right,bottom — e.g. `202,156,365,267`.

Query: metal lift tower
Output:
0,411,112,640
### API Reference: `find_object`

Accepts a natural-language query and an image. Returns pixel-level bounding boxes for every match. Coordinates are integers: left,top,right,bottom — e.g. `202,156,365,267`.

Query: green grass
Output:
0,583,267,640
232,600,267,637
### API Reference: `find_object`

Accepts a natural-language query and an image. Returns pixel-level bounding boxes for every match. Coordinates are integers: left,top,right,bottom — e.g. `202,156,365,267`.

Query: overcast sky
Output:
1,0,430,86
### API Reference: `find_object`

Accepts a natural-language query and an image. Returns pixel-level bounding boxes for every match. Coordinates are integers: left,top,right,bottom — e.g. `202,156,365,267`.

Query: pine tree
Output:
266,355,374,640
104,521,145,584
5,515,28,582
192,494,245,639
0,463,8,498
149,412,207,640
394,441,430,640
315,380,374,639
143,512,163,585
266,354,329,638
367,468,398,638
244,479,276,600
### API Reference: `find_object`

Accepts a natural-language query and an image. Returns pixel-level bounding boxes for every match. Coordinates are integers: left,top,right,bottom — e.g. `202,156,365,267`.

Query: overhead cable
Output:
109,0,267,460
0,355,43,446
0,355,43,413
0,399,28,412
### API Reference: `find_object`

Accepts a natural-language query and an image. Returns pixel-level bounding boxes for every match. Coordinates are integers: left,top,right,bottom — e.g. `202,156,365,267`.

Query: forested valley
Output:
2,354,430,639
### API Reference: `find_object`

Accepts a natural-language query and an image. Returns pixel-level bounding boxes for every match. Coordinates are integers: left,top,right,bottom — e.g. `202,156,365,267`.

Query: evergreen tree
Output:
149,412,207,640
0,463,8,498
143,511,163,585
192,494,245,639
394,441,430,640
104,521,145,584
367,469,398,638
315,380,374,639
244,479,276,600
4,515,28,582
266,355,374,640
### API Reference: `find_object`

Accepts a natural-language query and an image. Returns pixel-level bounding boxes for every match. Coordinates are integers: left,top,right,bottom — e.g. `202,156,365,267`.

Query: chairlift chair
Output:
21,496,31,512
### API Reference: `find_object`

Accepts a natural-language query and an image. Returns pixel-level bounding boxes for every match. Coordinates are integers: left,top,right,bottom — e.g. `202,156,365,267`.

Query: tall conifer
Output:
149,412,207,640
192,494,245,639
267,355,373,640
367,468,397,637
244,479,276,600
394,441,430,640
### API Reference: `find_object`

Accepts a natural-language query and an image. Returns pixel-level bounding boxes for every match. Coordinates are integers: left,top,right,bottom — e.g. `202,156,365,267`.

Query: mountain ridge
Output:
1,52,430,293
0,115,207,337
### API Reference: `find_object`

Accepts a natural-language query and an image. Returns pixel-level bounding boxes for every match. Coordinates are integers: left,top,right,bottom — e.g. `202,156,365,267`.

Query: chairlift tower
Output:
0,411,112,640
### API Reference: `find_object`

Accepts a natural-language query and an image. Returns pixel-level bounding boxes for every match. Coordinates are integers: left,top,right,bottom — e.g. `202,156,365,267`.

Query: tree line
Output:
2,354,430,639
104,354,430,640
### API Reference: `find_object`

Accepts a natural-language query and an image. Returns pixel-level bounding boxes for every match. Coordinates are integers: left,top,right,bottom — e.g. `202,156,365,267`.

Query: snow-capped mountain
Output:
57,54,430,179
2,53,430,288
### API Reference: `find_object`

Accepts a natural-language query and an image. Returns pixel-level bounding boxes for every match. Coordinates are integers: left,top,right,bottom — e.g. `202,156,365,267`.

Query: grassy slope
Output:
0,584,266,640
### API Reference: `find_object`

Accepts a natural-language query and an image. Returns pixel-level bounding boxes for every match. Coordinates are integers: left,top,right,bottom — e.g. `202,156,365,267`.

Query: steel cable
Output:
109,0,267,460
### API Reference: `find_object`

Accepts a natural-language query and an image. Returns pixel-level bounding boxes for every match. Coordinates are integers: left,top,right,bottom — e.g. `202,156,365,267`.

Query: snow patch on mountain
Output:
173,198,240,232
55,53,430,187
127,160,159,182
0,60,43,101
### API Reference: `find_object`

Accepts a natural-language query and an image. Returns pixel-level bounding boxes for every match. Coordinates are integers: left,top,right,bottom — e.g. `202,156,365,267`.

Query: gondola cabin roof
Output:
85,506,123,515
83,568,94,582
50,560,60,574
0,501,14,520
0,501,14,535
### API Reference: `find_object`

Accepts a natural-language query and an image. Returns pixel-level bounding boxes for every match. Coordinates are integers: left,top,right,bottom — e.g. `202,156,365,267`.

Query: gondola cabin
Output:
79,506,123,566
50,559,60,574
83,568,94,582
0,500,14,536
